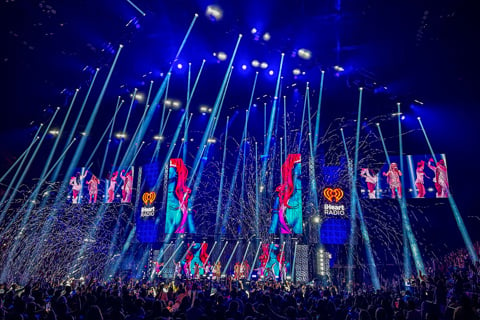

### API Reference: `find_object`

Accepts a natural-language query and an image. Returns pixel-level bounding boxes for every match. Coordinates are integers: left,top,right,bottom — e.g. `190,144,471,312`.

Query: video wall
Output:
269,154,303,234
359,154,449,199
165,158,195,234
135,153,450,242
68,166,135,204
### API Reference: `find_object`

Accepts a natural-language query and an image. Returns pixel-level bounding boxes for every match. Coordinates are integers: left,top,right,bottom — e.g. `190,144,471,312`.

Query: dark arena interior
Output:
1,1,480,319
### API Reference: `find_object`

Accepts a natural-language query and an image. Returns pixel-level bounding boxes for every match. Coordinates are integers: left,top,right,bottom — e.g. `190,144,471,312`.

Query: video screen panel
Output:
105,166,135,203
359,154,449,199
165,158,195,233
269,154,303,234
68,167,135,204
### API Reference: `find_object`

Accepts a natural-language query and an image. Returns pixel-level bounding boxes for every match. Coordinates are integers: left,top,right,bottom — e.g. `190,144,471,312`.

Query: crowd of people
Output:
1,245,479,320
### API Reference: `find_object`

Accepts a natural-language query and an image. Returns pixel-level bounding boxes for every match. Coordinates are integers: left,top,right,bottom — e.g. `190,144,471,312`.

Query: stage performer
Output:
87,174,100,203
427,158,449,198
214,261,222,280
383,162,402,199
360,168,378,199
271,154,302,234
242,260,250,280
106,171,118,203
166,159,193,233
154,261,164,274
120,169,133,202
258,243,270,278
69,170,88,204
415,161,429,198
233,262,241,281
173,261,182,279
204,261,213,278
193,262,200,279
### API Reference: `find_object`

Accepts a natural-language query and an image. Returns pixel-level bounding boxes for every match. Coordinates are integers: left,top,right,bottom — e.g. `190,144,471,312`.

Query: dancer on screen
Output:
69,170,88,204
107,171,118,203
383,162,402,198
120,169,133,203
166,159,193,233
427,158,449,198
271,154,302,234
360,168,378,199
87,174,100,203
415,160,429,198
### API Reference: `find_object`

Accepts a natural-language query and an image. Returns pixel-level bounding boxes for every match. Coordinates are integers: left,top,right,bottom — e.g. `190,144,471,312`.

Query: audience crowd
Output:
1,246,479,320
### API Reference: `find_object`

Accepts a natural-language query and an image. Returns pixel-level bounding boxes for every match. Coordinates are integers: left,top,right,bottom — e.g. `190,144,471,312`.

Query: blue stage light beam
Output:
306,85,319,209
239,72,258,227
340,128,357,291
187,38,241,198
86,106,124,169
255,142,260,235
159,240,185,275
215,240,229,268
176,113,194,158
397,103,425,277
417,117,478,263
241,241,252,266
0,108,60,220
125,0,146,16
99,98,124,180
407,155,418,198
283,96,287,157
313,70,325,153
59,44,124,203
0,125,42,184
187,68,234,205
346,87,364,291
215,118,229,236
259,53,285,192
298,83,309,152
50,69,100,183
183,63,192,162
223,241,240,276
377,122,412,277
376,123,391,166
0,138,77,239
341,122,380,290
355,200,380,290
123,15,199,165
127,81,154,154
248,240,262,280
111,88,137,170
28,89,79,199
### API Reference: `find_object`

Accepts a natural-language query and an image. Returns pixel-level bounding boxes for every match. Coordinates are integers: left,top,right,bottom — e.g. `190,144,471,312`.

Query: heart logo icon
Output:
323,188,344,202
142,191,156,206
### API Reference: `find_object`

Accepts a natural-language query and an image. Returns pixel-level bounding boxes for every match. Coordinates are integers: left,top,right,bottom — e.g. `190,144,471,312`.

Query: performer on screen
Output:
87,174,100,203
415,160,429,198
383,162,402,199
69,170,88,204
167,159,193,233
120,169,133,203
272,154,302,234
427,158,449,198
107,171,118,203
360,168,378,199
